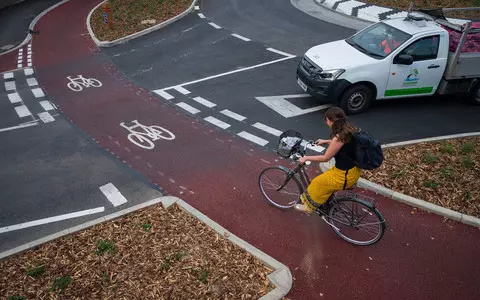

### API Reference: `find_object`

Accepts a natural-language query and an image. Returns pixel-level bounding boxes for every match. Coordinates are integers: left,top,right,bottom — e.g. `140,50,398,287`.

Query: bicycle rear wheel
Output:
258,167,302,209
328,198,386,246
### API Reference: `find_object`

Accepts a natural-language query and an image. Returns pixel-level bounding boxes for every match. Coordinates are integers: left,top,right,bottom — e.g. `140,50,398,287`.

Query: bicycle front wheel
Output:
258,167,302,209
150,125,175,140
328,198,386,246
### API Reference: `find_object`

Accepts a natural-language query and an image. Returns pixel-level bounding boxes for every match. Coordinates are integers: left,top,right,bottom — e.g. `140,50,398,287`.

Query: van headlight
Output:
314,69,345,81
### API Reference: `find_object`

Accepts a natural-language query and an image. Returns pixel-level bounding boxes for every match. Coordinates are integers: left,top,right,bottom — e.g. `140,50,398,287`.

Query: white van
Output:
296,9,480,114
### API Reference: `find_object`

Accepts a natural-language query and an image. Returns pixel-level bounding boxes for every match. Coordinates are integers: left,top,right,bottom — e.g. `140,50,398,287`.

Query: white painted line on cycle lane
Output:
176,102,200,114
220,109,246,121
237,131,269,146
100,183,128,207
209,22,222,29
154,89,174,100
31,87,45,98
231,34,251,42
192,96,216,108
252,122,282,137
0,207,105,234
204,116,231,129
15,105,32,118
27,77,38,86
7,92,22,104
173,86,191,95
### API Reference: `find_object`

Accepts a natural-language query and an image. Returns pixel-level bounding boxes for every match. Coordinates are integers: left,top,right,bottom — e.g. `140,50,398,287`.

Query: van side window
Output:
399,35,440,61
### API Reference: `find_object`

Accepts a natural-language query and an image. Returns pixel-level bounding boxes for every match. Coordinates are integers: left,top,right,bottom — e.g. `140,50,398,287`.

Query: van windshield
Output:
346,22,412,59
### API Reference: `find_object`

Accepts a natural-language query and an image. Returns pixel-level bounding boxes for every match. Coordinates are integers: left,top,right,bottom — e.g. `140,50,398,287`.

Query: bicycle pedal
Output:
321,216,340,232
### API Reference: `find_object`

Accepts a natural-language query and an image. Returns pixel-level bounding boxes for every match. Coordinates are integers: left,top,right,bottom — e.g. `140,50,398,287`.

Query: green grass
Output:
462,156,474,169
8,296,26,300
175,250,186,260
439,166,454,178
160,257,171,271
439,141,455,154
422,152,438,164
423,180,440,189
27,265,45,277
199,269,209,283
94,239,116,255
465,190,472,201
51,276,72,292
141,223,152,232
390,170,406,178
462,141,476,154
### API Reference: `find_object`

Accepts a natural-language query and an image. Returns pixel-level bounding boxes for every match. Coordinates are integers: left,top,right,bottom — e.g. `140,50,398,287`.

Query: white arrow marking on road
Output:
100,183,128,207
256,94,332,118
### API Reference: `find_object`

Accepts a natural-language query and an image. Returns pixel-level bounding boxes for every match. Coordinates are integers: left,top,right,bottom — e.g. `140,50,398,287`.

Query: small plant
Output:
94,239,116,255
462,141,476,154
390,169,406,178
422,152,438,164
176,250,186,260
160,257,171,270
141,223,152,232
8,296,26,300
199,269,209,283
465,191,471,201
439,167,454,178
27,264,45,277
439,141,455,154
424,180,440,189
462,156,474,169
51,276,72,292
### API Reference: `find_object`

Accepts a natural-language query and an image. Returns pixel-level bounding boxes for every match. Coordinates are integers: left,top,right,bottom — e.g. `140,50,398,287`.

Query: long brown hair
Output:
324,107,358,143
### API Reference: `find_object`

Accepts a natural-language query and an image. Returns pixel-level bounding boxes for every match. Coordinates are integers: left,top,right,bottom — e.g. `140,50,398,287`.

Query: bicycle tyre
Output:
128,133,154,150
150,125,175,140
258,166,302,209
328,198,386,246
88,78,102,87
67,82,82,92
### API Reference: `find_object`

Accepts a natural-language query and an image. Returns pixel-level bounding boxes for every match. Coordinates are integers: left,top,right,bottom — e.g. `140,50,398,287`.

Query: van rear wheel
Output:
469,83,480,105
339,84,373,114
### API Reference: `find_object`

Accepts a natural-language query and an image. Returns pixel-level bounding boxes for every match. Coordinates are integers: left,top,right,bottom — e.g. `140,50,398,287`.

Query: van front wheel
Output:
339,84,373,114
469,83,480,105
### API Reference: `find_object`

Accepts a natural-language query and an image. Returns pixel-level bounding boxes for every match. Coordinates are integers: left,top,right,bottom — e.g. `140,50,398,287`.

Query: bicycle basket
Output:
277,130,303,158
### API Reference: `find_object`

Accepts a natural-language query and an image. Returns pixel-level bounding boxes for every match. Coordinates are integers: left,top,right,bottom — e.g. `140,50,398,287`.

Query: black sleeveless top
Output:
334,140,356,171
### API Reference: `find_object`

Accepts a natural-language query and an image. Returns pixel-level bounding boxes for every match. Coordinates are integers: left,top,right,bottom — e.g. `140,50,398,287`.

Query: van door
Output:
384,35,447,98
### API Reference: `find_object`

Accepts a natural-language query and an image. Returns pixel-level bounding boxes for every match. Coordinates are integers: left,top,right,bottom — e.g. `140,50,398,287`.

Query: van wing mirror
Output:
394,54,414,65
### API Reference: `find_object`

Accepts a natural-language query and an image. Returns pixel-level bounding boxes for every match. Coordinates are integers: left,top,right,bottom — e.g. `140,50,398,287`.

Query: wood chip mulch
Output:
363,136,479,218
0,204,275,299
90,0,193,42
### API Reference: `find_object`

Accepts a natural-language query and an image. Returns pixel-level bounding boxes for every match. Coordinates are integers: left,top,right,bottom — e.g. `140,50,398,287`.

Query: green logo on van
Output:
403,68,419,86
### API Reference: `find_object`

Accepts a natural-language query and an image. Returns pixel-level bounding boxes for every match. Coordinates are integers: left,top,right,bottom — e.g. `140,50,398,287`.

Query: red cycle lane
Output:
29,0,480,299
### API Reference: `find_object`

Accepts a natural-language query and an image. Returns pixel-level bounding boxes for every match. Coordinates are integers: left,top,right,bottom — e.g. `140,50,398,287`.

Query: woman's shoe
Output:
294,204,312,215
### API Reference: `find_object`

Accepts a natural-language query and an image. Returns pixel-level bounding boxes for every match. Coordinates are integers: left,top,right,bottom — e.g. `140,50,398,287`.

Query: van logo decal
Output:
403,68,419,86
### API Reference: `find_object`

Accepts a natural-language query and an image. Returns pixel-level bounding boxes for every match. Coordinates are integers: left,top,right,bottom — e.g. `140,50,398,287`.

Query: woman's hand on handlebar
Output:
315,139,330,146
299,156,309,165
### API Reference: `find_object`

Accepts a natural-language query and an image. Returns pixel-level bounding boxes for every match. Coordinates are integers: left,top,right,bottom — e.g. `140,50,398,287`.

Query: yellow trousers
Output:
300,166,361,212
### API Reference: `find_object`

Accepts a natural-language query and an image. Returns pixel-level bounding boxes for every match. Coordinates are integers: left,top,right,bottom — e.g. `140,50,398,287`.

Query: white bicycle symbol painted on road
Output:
67,75,102,92
120,120,175,150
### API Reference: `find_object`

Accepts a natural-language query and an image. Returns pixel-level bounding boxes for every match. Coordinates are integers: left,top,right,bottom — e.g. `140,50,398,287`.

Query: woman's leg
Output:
296,168,339,214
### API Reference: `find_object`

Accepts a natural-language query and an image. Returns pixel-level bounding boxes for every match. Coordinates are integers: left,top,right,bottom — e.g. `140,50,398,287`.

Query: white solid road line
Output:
231,33,251,42
5,81,16,91
204,116,231,129
154,89,174,100
192,96,216,108
39,100,55,111
266,48,295,58
0,122,38,133
38,112,55,123
159,56,295,90
31,87,45,98
209,22,222,29
176,102,200,114
0,207,105,234
3,72,13,79
7,92,22,104
237,131,269,146
24,68,34,76
15,105,32,118
252,122,283,136
198,13,206,19
173,85,191,95
27,77,38,86
100,183,128,207
220,109,246,121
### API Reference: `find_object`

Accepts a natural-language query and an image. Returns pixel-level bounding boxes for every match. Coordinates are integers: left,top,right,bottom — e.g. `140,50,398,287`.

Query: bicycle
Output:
120,120,175,150
67,75,102,92
258,130,386,246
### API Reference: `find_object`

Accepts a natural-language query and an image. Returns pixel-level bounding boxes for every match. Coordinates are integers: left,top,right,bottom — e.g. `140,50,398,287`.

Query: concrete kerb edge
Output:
0,0,73,56
0,195,293,299
87,0,198,48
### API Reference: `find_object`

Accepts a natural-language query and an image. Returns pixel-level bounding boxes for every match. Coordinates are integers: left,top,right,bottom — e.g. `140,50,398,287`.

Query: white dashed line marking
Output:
195,5,199,10
252,122,283,136
192,96,216,108
220,109,246,121
31,87,45,98
0,207,105,234
266,48,295,58
5,81,16,91
100,183,128,207
204,116,231,129
3,72,14,80
14,105,32,118
237,131,269,146
38,111,55,123
17,59,22,64
7,92,22,104
154,89,174,100
209,22,222,29
198,13,206,18
24,68,34,76
27,77,38,86
231,33,251,41
39,100,55,111
19,49,23,53
176,102,200,114
27,62,32,67
173,86,190,95
17,64,22,68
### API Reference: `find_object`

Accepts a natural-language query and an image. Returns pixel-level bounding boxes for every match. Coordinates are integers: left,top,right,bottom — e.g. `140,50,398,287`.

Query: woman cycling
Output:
295,106,361,214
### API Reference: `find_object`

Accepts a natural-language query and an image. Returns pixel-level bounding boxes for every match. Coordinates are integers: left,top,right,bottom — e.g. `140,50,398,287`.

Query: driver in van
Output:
381,29,401,54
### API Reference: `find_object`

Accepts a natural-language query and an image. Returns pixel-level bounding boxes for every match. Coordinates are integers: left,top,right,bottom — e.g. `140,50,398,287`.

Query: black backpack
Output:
350,129,384,170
